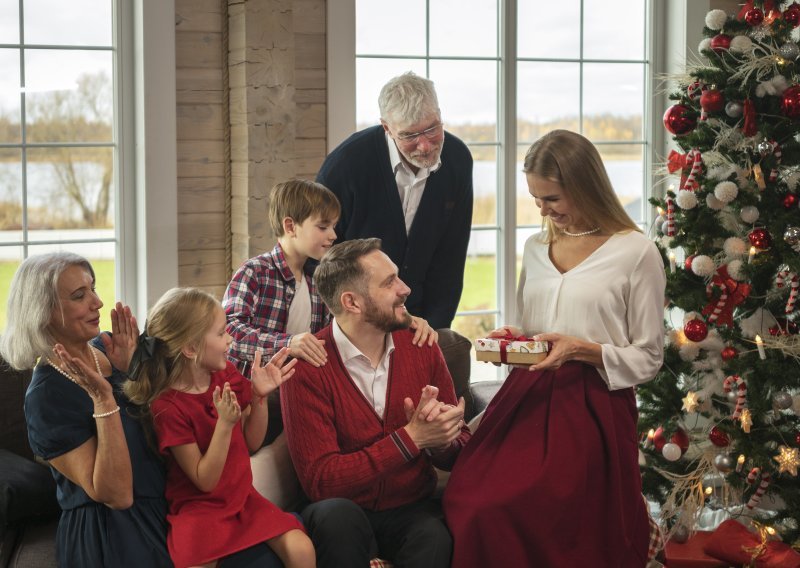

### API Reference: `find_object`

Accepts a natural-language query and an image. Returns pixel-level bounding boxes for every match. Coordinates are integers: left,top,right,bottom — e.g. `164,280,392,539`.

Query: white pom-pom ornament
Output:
785,171,800,191
676,190,699,210
714,181,738,203
699,38,713,54
706,194,725,210
728,259,745,281
730,35,753,54
723,237,748,256
662,442,683,462
679,343,701,362
705,9,728,30
740,205,759,224
691,255,716,277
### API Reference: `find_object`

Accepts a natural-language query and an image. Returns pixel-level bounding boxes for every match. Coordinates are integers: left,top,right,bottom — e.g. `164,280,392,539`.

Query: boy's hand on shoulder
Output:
409,316,438,347
289,332,328,367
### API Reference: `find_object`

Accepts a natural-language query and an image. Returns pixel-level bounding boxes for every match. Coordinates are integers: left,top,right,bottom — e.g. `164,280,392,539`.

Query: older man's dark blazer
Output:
316,125,473,329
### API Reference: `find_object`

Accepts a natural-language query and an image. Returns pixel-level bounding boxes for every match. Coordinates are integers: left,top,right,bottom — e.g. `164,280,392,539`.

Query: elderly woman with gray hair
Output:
0,252,171,567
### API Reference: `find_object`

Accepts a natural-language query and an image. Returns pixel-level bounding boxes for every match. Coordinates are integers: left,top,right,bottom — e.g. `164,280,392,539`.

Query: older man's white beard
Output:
406,145,443,170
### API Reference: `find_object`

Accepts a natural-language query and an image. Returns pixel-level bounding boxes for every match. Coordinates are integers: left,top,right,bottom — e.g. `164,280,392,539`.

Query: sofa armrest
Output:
0,450,59,528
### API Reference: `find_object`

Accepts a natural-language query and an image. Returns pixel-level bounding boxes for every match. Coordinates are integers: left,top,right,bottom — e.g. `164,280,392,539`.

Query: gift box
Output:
703,519,800,568
473,335,548,365
664,531,726,568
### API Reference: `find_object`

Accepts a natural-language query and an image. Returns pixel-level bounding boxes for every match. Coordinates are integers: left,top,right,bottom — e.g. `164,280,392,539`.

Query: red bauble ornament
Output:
663,104,697,136
709,426,730,447
653,426,690,455
710,34,732,52
782,85,800,119
721,346,738,361
684,319,709,342
785,3,800,27
745,7,765,26
684,255,696,271
783,193,799,209
796,432,800,445
769,319,799,336
700,89,725,113
748,227,772,249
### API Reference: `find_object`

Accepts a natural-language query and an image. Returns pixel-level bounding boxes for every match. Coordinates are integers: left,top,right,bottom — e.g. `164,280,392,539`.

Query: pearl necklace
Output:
47,346,102,384
561,227,601,237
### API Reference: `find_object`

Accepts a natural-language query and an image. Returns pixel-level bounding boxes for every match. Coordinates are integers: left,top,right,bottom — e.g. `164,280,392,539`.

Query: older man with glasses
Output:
317,71,473,330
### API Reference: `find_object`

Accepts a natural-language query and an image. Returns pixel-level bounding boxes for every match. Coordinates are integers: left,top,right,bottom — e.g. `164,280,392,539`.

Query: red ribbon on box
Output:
496,331,533,364
703,520,800,567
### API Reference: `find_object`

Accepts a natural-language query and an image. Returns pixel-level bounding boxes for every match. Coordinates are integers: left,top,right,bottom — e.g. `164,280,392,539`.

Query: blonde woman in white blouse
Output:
444,130,666,568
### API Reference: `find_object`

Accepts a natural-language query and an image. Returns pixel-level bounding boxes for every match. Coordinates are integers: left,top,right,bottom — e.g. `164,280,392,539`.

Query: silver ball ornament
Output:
784,226,800,246
714,453,734,473
725,101,744,118
727,390,741,403
773,391,794,410
758,139,774,156
672,524,690,544
662,442,682,462
780,42,800,61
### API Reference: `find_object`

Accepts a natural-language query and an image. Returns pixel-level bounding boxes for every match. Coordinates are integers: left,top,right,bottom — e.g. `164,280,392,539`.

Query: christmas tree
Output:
639,0,800,551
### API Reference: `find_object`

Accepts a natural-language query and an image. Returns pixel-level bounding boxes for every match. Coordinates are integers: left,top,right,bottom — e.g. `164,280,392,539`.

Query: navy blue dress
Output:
25,336,172,568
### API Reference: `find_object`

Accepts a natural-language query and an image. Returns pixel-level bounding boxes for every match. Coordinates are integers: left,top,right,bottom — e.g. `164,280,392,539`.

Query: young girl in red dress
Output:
124,287,316,568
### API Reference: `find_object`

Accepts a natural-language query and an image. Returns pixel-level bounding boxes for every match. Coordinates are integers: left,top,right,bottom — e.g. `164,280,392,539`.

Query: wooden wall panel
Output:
174,0,328,296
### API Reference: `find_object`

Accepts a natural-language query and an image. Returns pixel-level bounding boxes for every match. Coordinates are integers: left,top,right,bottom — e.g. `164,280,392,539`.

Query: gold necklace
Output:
47,346,102,384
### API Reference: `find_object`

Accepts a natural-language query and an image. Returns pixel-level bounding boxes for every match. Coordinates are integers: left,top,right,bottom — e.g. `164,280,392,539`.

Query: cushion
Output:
0,450,59,527
250,433,301,511
436,328,474,419
0,361,34,461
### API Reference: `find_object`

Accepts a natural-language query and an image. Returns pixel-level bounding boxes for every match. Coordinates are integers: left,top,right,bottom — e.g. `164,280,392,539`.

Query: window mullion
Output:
500,0,518,329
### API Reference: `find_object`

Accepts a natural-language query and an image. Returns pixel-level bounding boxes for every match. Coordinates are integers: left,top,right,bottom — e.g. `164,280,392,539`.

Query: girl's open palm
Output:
250,347,298,398
213,382,241,424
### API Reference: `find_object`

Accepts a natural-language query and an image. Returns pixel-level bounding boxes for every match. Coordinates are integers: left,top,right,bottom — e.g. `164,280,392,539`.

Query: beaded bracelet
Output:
92,406,121,419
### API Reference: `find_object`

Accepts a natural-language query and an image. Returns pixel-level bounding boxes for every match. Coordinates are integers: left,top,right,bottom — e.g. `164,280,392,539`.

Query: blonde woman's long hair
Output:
523,129,640,243
123,287,220,408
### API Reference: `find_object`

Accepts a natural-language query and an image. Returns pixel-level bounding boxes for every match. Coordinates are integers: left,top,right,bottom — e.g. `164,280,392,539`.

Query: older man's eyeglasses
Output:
395,122,443,142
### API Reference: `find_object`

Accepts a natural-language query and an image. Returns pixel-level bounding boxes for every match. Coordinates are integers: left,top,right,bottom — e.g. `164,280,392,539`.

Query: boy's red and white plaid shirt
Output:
223,243,330,377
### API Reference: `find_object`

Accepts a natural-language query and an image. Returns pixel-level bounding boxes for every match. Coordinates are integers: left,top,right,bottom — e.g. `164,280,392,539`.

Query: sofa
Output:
0,328,496,567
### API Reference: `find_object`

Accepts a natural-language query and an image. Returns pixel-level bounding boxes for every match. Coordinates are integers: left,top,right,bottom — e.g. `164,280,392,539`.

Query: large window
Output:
355,0,653,380
0,0,121,329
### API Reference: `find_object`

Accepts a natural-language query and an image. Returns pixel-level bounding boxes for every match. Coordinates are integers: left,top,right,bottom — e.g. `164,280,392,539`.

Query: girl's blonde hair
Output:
124,287,220,408
522,129,640,242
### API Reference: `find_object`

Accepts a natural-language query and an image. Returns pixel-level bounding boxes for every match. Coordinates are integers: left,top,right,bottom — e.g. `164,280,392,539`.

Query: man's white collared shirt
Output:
386,132,442,234
332,319,395,419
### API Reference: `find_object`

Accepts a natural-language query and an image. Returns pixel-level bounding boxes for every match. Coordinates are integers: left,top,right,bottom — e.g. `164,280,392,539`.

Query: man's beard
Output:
404,143,443,170
363,294,412,333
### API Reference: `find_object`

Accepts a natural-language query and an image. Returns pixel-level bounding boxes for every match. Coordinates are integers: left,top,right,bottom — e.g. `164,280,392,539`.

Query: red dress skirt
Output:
443,362,649,568
153,362,303,568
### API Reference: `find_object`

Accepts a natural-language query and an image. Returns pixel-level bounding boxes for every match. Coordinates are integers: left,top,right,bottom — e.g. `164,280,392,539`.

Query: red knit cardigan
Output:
281,325,471,511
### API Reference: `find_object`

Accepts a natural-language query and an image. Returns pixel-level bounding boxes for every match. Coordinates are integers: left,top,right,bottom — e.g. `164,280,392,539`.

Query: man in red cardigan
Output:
281,238,470,568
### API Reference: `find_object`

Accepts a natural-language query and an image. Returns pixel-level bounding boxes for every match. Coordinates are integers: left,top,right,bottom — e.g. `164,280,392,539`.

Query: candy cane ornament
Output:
687,81,708,101
776,268,799,314
665,196,675,237
722,375,747,420
768,141,782,183
683,149,703,191
746,468,771,510
705,282,729,325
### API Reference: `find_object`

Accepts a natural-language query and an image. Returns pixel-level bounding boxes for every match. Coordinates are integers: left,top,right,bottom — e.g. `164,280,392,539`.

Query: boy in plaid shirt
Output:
223,179,340,376
223,179,439,377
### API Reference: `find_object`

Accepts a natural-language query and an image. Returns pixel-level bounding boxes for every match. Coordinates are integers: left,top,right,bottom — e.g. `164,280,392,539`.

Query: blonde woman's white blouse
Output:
516,230,666,390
